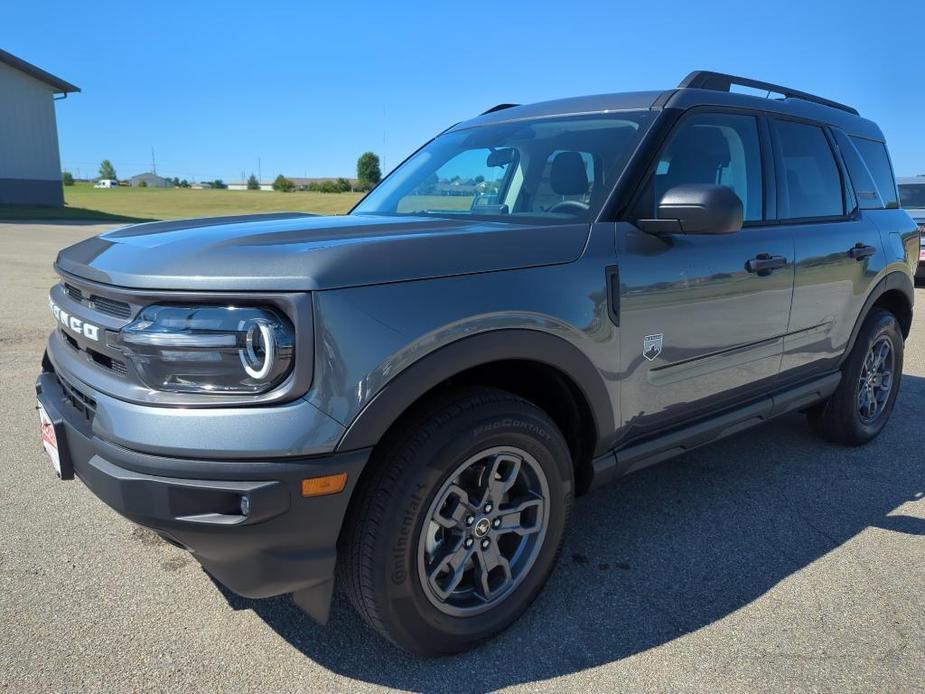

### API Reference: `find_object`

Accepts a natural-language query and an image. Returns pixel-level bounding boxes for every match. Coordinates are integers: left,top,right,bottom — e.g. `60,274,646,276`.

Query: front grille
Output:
59,327,127,378
63,282,133,320
57,372,96,422
87,347,128,376
65,283,84,302
88,295,132,319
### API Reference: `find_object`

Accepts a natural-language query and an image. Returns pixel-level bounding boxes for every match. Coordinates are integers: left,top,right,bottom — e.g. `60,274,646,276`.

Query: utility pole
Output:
151,147,157,175
258,157,262,183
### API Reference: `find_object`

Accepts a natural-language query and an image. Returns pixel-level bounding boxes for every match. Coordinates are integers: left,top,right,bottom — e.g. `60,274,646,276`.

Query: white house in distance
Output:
0,49,79,206
227,180,274,191
128,172,173,188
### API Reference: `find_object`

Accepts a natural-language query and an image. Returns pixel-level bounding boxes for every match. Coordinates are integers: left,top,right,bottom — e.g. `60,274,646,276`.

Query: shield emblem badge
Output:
643,333,663,361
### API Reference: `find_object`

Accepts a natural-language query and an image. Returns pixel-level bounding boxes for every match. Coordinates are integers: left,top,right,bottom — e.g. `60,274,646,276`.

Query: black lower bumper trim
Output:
35,369,371,603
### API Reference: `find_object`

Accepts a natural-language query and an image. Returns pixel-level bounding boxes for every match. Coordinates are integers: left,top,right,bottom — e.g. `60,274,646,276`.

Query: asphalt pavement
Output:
1,222,922,693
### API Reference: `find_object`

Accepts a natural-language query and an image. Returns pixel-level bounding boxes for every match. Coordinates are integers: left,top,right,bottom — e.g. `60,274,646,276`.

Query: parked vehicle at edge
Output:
897,176,925,279
36,71,918,655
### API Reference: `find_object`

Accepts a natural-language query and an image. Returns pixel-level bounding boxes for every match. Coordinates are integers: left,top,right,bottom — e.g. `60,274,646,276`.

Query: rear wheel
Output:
808,308,903,445
339,387,573,655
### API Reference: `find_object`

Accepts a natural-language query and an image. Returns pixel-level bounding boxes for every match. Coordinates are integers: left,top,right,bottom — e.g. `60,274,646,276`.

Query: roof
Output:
0,49,80,93
452,71,882,141
897,177,925,184
129,172,170,180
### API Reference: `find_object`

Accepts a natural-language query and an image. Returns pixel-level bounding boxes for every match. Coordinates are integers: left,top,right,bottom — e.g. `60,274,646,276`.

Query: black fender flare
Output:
336,329,613,453
840,270,914,366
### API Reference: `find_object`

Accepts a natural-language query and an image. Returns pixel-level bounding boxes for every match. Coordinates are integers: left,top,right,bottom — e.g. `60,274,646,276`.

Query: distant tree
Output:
247,173,261,190
272,174,295,192
171,177,180,187
138,180,148,187
212,179,226,189
415,173,439,195
307,178,351,193
99,160,117,181
62,171,75,186
179,179,190,188
356,152,382,191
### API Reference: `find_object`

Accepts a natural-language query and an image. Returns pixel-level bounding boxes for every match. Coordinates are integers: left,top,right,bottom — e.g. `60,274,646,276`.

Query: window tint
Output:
851,137,899,209
831,129,881,209
654,113,763,221
899,183,925,209
774,121,844,219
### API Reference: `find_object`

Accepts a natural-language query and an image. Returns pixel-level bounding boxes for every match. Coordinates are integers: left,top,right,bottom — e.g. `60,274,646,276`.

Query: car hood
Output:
55,213,590,291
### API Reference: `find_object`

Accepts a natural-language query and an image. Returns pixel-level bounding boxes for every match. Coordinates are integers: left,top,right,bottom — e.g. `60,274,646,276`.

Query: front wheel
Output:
809,308,903,445
339,388,573,655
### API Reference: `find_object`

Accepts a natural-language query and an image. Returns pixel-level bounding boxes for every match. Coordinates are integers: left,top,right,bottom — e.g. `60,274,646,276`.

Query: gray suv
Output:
36,71,918,655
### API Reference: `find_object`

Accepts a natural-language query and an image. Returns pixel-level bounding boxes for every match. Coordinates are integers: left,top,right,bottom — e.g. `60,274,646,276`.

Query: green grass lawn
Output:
0,184,364,222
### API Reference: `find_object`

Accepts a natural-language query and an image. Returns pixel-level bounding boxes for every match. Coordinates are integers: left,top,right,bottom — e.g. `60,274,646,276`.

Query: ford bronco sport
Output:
36,71,918,655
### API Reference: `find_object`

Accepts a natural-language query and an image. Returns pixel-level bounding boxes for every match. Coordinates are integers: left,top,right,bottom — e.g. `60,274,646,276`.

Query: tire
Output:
338,387,573,655
808,308,903,445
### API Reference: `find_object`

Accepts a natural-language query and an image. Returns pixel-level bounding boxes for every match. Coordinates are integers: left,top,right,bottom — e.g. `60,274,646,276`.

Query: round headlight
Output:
114,304,294,394
240,320,276,380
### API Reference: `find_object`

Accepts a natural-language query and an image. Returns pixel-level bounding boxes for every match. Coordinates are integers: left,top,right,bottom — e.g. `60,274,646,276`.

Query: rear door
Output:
770,119,887,381
617,110,795,439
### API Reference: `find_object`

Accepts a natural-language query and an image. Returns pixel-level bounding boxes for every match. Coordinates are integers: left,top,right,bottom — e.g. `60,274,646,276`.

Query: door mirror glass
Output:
639,183,743,234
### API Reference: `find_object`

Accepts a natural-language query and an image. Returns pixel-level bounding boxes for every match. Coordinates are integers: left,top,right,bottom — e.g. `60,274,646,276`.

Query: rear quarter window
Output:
850,137,899,209
832,129,882,210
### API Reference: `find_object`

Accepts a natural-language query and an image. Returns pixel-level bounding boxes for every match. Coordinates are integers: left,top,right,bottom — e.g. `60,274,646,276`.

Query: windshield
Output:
352,111,654,223
899,183,925,209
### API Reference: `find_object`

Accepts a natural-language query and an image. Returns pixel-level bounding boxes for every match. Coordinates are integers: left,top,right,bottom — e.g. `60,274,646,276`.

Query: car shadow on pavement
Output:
216,374,924,692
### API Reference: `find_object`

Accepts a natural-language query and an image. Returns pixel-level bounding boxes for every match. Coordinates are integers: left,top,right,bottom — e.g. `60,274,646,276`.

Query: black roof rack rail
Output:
481,103,519,115
678,70,859,116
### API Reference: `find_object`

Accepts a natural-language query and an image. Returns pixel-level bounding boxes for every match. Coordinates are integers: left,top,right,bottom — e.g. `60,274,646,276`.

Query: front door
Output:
617,110,794,441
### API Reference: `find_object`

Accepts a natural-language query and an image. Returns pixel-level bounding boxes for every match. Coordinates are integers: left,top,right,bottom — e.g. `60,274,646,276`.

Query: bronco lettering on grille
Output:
49,297,100,341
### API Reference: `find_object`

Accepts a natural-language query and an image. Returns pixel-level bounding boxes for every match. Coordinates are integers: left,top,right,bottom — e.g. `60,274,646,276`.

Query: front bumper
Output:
35,362,370,622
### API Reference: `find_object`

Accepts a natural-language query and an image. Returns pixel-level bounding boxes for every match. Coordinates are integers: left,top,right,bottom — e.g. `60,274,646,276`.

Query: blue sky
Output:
5,0,925,183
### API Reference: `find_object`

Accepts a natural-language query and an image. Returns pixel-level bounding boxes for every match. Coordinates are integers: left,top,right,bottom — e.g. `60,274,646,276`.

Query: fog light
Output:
240,495,251,516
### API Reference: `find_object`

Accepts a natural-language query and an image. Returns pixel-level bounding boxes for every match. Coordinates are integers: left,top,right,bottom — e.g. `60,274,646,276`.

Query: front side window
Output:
899,183,925,209
652,112,764,222
353,112,654,223
775,120,844,219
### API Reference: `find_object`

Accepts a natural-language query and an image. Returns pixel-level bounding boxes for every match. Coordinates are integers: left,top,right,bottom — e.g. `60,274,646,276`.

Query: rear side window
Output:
773,120,844,219
850,137,899,209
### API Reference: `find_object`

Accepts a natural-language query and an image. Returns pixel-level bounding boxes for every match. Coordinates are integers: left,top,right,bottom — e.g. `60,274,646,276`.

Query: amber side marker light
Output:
301,472,348,497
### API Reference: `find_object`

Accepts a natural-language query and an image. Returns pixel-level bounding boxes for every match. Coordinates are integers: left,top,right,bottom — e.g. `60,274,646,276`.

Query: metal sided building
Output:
0,49,80,206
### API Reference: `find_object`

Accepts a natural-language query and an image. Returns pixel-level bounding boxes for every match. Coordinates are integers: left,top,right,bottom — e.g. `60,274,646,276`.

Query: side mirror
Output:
638,184,743,235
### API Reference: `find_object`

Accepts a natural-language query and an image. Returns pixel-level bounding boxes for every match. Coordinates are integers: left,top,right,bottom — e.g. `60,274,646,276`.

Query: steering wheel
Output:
547,200,590,215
